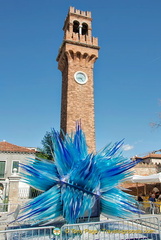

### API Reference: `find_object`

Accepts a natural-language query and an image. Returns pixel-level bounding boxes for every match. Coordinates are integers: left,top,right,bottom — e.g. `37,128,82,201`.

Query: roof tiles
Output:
0,141,36,153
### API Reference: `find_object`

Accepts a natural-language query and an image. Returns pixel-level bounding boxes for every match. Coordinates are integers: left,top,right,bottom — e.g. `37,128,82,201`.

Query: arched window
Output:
73,21,79,34
82,23,88,35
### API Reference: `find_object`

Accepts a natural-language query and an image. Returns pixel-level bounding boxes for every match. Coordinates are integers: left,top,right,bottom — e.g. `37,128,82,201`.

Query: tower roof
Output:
0,141,36,153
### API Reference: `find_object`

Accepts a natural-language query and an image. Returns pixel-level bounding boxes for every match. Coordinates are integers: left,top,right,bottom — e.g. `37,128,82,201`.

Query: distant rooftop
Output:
0,141,36,153
142,153,161,159
134,153,161,160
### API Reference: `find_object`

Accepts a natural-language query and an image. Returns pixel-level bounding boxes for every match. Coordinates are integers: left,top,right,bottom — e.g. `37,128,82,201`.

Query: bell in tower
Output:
57,7,100,152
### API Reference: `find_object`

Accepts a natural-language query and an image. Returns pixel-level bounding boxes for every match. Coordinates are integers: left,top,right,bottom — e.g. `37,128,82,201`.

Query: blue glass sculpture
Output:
19,124,140,224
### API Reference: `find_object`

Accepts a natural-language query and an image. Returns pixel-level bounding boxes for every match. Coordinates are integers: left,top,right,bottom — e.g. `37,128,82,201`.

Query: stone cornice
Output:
57,40,100,62
0,151,35,155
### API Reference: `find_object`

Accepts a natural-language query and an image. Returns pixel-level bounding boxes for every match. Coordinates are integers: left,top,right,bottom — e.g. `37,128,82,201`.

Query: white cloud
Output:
122,144,134,151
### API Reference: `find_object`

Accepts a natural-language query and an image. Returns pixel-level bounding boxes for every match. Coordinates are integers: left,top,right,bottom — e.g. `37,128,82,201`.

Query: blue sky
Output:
0,0,161,158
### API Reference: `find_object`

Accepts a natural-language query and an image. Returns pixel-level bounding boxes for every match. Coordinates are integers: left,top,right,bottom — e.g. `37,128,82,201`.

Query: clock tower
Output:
57,7,99,152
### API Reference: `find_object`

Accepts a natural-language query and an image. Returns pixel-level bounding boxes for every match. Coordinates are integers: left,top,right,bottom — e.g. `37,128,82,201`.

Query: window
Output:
0,161,6,178
12,161,19,174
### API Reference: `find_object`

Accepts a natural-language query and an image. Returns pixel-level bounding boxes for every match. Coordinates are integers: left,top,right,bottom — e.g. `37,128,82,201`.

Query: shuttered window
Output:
0,161,6,178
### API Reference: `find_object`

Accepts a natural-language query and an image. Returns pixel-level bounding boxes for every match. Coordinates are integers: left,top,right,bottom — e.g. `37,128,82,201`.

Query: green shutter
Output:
0,161,6,178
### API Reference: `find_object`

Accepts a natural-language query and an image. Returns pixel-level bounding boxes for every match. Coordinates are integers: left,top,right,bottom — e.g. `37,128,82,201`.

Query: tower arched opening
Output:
82,23,88,35
73,21,80,34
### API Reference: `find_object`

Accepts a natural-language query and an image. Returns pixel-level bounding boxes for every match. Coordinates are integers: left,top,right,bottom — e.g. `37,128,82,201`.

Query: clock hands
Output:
74,71,88,84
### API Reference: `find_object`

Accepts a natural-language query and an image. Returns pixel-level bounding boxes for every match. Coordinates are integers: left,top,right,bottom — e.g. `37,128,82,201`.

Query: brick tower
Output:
57,7,99,152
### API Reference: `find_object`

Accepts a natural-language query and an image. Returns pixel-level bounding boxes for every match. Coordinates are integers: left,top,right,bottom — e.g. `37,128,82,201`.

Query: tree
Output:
150,114,161,128
36,131,54,160
150,100,161,128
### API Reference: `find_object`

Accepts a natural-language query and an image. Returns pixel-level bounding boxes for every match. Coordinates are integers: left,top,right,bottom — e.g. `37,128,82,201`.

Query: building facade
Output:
0,141,36,205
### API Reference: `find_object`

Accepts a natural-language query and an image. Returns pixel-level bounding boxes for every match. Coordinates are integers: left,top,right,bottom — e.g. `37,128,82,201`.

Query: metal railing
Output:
138,201,161,214
0,215,160,239
0,203,26,216
0,203,9,213
0,225,54,240
60,216,161,240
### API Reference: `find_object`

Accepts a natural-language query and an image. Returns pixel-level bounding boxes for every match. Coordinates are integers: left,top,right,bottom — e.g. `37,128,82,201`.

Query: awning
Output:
128,173,161,183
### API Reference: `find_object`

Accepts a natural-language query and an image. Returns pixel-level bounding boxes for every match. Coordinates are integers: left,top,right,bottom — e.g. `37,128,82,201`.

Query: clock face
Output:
74,71,88,85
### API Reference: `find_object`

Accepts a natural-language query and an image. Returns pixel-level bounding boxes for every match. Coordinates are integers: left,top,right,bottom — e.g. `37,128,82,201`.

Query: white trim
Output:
74,71,88,85
11,160,20,174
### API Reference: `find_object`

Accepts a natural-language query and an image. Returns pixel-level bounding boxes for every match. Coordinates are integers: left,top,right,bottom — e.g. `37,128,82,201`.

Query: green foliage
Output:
36,131,54,160
35,149,52,160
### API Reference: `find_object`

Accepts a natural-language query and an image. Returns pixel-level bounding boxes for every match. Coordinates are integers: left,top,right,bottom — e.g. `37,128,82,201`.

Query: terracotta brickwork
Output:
57,7,99,152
